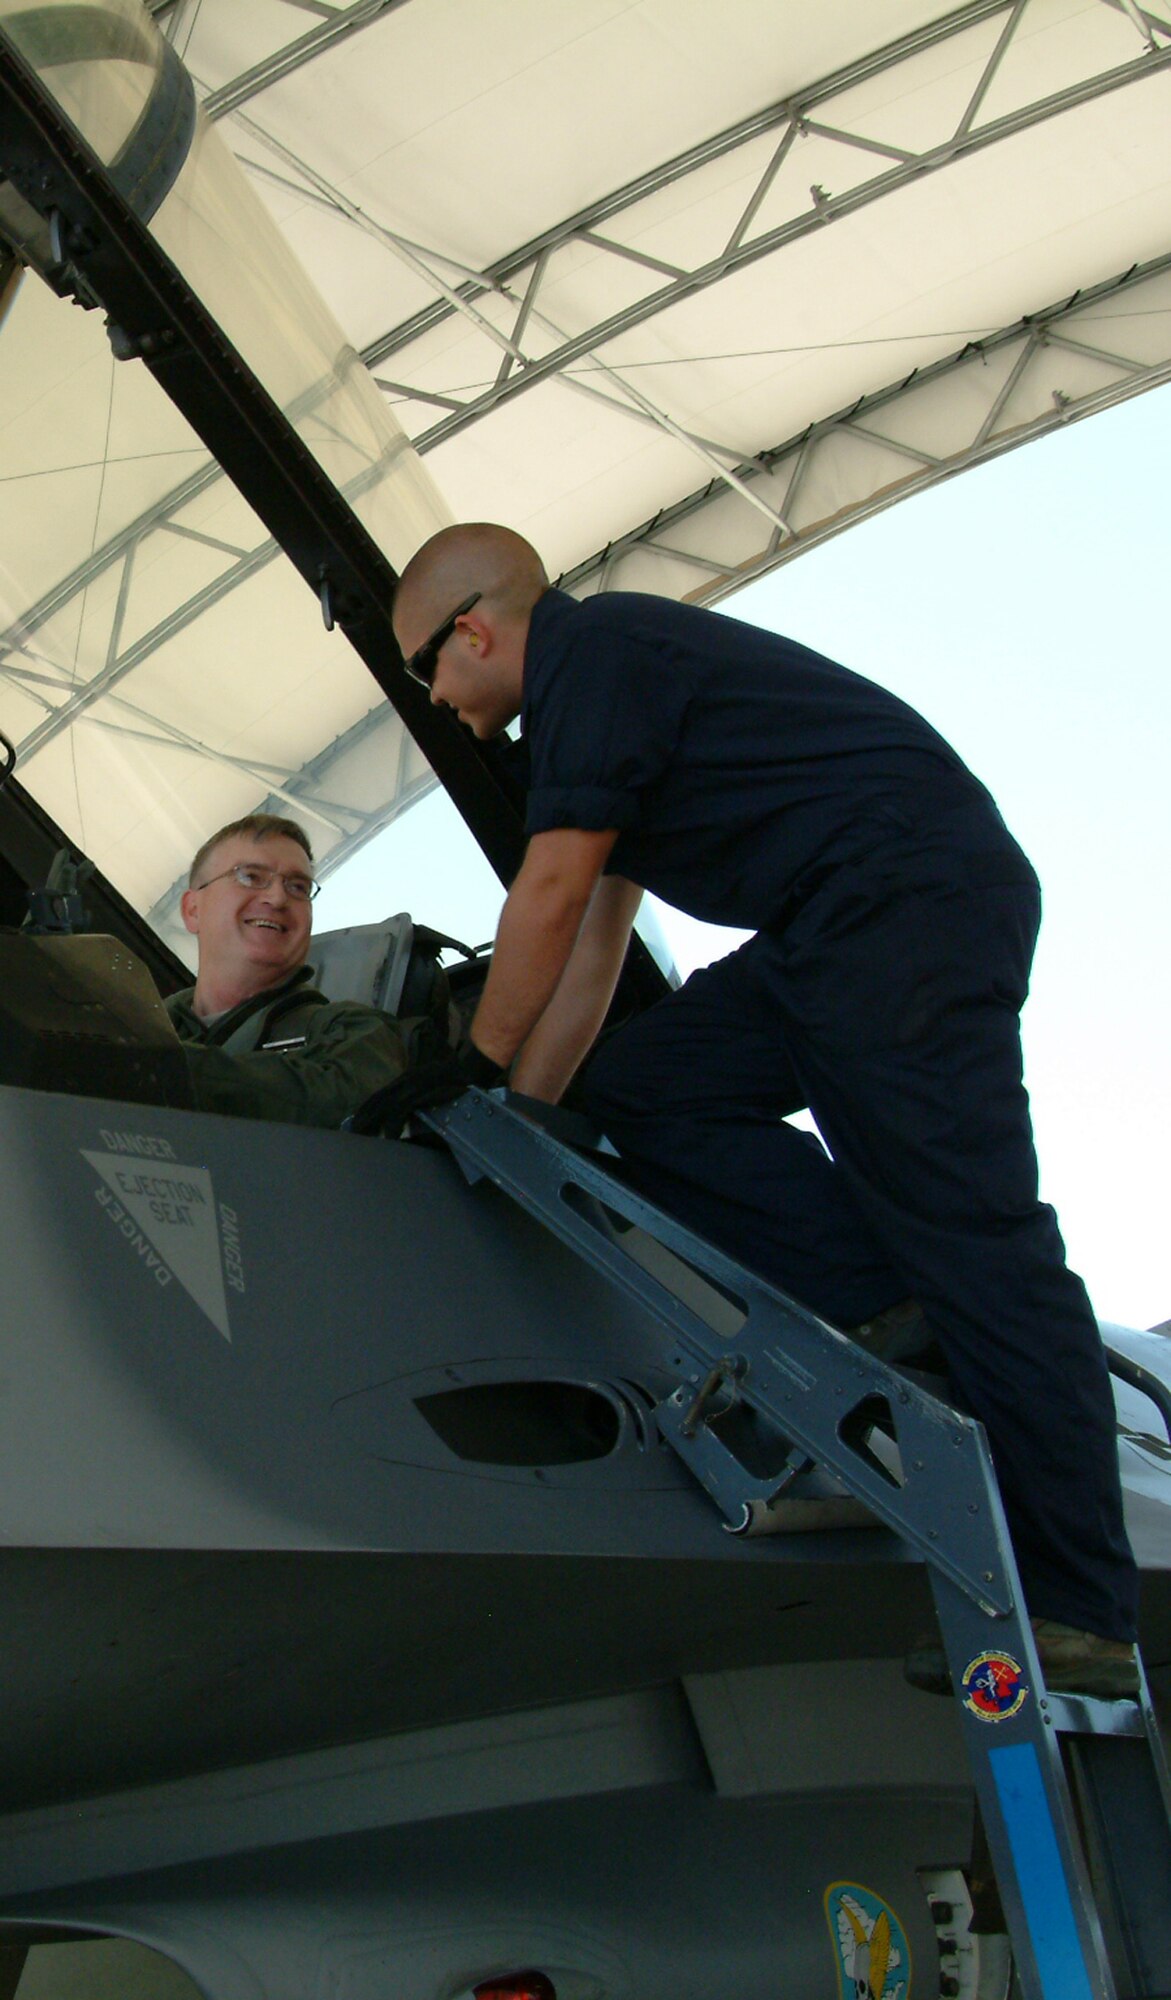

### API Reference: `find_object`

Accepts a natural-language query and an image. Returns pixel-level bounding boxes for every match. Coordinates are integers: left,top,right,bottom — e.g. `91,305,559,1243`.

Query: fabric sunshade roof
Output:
1,0,1168,956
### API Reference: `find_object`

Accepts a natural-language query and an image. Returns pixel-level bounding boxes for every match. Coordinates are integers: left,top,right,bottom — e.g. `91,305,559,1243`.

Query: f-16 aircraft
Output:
0,5,1169,1997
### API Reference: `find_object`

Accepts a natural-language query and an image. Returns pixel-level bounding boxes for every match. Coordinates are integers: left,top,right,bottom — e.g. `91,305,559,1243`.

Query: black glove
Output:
349,1040,504,1136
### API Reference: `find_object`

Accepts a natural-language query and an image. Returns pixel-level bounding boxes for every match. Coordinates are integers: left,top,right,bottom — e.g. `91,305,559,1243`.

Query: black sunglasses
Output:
401,591,482,689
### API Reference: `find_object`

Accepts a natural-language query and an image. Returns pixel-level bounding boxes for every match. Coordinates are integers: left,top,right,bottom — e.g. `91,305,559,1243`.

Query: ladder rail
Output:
427,1090,1017,1608
421,1088,1171,2000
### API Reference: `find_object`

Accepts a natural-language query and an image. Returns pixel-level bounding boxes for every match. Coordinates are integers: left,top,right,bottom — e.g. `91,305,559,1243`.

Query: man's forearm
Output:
471,892,581,1065
512,876,642,1101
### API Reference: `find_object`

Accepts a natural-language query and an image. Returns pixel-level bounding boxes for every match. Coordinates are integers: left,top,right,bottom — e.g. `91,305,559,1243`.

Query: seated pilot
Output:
168,813,425,1127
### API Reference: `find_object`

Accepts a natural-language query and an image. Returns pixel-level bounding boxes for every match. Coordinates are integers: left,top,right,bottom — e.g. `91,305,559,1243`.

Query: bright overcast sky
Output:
725,386,1170,1336
316,381,1170,1333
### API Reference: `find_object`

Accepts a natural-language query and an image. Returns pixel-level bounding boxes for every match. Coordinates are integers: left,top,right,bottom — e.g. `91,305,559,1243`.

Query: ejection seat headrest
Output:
310,912,471,1028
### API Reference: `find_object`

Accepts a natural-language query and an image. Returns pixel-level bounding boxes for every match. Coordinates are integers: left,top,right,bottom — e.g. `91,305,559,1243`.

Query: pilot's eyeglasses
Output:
401,591,482,689
195,863,320,902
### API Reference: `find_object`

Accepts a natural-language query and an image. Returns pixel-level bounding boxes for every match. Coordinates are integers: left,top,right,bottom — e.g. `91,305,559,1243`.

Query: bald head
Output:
392,524,549,738
393,523,547,650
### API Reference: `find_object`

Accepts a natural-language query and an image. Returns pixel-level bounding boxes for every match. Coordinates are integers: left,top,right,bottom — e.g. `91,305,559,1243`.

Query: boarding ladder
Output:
423,1086,1171,2000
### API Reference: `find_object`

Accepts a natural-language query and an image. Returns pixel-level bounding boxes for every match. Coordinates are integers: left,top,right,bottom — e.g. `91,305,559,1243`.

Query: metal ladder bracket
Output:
425,1090,1013,1606
419,1087,1171,2000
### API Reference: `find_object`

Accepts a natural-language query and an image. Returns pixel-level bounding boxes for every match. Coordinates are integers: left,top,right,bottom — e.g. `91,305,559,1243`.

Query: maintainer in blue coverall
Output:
387,521,1139,1696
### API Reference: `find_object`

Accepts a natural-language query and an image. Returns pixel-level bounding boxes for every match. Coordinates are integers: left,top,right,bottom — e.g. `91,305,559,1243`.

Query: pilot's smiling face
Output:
182,833,314,991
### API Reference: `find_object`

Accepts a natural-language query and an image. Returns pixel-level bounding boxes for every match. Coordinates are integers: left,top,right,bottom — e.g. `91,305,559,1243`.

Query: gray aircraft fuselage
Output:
0,1080,1166,1998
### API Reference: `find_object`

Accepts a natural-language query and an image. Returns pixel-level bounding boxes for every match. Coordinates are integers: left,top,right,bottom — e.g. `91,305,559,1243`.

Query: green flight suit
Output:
166,965,416,1129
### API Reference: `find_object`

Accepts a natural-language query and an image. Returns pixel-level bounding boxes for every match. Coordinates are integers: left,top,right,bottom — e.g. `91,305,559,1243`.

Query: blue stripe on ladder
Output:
990,1742,1097,2000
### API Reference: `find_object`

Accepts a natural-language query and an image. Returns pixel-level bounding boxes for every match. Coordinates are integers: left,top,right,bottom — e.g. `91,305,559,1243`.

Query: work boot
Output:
905,1617,1140,1699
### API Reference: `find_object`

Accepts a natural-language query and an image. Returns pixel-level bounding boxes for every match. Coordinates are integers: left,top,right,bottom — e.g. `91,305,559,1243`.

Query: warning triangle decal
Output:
82,1152,232,1341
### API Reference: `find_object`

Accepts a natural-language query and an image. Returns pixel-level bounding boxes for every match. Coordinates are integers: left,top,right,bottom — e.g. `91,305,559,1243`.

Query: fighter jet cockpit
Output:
0,0,680,1142
0,6,1169,2000
0,0,479,1057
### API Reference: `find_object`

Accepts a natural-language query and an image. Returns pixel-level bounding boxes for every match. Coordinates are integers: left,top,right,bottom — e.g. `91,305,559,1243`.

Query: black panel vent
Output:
415,1382,622,1466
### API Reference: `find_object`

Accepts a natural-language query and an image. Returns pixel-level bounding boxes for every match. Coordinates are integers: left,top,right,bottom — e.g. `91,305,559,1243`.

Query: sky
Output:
315,382,1171,1333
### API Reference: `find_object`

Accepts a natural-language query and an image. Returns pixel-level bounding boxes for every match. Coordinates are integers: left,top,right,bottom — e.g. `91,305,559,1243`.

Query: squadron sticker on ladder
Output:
825,1882,910,2000
81,1128,245,1341
958,1649,1029,1721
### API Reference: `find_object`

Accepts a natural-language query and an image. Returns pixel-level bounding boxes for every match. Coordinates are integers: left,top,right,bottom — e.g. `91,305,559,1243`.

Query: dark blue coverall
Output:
520,587,1138,1643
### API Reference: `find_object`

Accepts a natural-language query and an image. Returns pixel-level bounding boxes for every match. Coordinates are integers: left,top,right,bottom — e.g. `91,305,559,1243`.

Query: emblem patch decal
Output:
82,1127,242,1341
825,1881,909,2000
960,1649,1029,1721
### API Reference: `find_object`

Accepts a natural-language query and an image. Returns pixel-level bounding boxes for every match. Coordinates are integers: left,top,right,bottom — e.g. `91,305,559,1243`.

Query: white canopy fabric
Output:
171,0,1171,592
1,0,1169,955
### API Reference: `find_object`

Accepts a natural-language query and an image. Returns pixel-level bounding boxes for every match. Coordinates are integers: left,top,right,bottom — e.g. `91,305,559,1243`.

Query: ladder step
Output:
1043,1694,1149,1739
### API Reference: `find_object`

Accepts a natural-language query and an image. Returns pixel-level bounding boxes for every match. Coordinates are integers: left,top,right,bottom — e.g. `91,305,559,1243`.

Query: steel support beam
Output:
147,0,413,118
207,0,1171,557
398,42,1171,456
12,0,1168,726
330,0,1170,438
552,254,1171,603
6,255,1167,846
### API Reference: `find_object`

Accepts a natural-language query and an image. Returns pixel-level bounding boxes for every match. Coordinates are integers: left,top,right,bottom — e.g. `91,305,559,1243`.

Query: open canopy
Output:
1,0,1168,959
